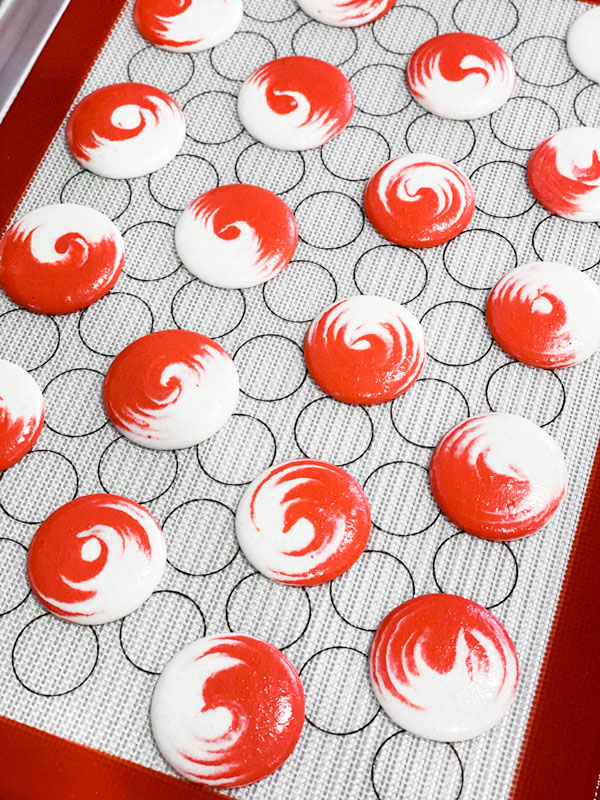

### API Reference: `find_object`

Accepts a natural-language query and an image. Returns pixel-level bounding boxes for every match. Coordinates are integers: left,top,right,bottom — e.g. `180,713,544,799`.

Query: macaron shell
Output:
369,593,519,741
27,493,166,625
237,56,354,151
304,295,426,405
151,633,305,786
66,82,185,179
406,32,516,120
236,459,371,585
429,412,567,541
0,203,124,315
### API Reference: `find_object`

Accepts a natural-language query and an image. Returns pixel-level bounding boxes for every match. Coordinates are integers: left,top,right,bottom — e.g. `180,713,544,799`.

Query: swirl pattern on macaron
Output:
0,360,44,471
66,82,185,179
103,329,239,449
27,494,166,624
296,0,395,27
151,634,305,787
237,56,354,150
305,295,425,404
429,413,567,541
369,594,519,741
175,184,298,288
406,32,516,120
363,154,475,248
236,459,371,585
486,261,600,368
527,127,600,221
0,204,124,314
133,0,243,52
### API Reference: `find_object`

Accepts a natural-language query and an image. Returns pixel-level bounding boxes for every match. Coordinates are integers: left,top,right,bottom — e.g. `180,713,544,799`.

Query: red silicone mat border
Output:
0,2,599,799
0,715,232,800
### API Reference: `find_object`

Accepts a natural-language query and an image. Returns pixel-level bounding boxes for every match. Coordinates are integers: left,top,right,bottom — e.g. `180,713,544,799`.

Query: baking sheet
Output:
1,1,599,798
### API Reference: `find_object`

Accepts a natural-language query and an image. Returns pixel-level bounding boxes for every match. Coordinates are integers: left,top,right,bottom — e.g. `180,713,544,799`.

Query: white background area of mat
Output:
1,1,599,799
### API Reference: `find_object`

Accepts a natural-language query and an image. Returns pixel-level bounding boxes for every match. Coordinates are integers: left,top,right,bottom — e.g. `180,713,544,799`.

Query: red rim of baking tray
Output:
1,2,599,799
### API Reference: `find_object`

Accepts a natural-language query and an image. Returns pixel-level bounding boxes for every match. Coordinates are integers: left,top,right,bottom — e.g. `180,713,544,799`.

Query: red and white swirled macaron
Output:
430,413,567,541
364,154,475,248
527,127,600,221
0,204,124,314
369,594,519,741
0,360,44,471
27,494,166,624
175,184,298,289
236,459,371,585
103,329,238,449
134,0,243,52
486,262,600,369
151,634,304,787
237,56,354,150
406,32,516,120
66,82,185,179
567,7,600,85
305,295,425,405
297,0,395,27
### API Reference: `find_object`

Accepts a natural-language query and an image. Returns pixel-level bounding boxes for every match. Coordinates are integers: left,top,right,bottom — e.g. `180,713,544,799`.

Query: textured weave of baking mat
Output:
1,1,599,799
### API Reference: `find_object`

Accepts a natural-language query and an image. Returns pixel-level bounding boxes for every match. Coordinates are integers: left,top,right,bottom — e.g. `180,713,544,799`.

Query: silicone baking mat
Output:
1,1,600,799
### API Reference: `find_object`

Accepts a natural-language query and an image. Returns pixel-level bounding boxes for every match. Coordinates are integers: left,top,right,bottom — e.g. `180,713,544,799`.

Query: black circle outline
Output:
182,91,244,144
485,361,566,428
0,449,79,524
210,31,277,82
170,279,246,338
163,498,239,577
244,1,298,23
452,0,519,40
225,571,311,651
12,613,99,697
299,646,381,735
372,5,439,55
78,291,155,358
197,413,277,486
294,191,365,250
420,301,493,366
404,113,476,164
371,732,464,800
127,45,195,94
291,19,358,67
469,160,536,219
0,309,60,372
148,153,220,211
330,549,416,632
98,437,179,503
43,367,108,438
349,63,412,117
320,125,392,182
234,334,307,402
532,215,600,272
573,83,600,128
390,378,471,449
118,589,206,676
234,142,306,195
432,532,519,610
0,537,30,616
294,397,374,467
121,220,181,282
262,259,338,323
353,244,428,304
363,460,440,537
60,171,132,221
512,36,577,88
442,228,518,291
489,96,560,152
